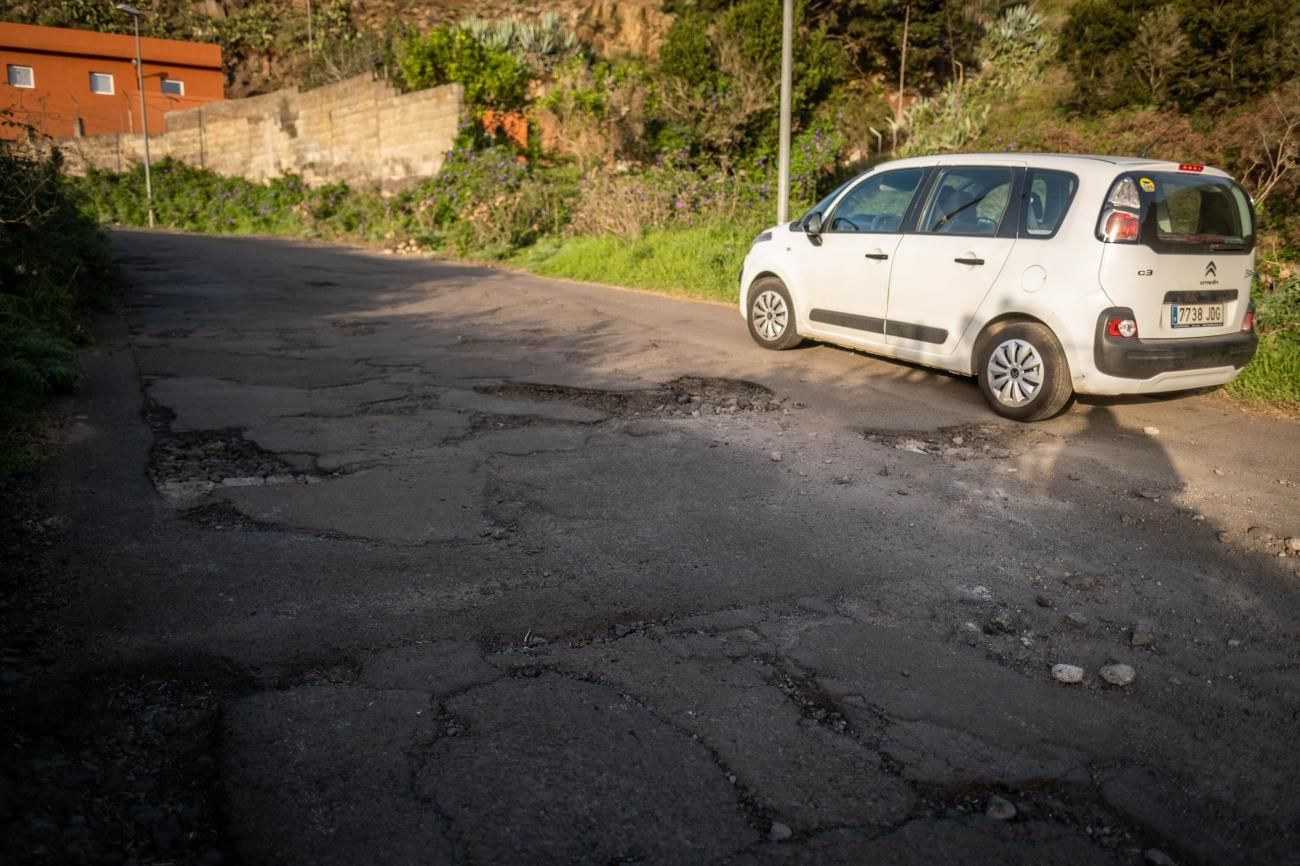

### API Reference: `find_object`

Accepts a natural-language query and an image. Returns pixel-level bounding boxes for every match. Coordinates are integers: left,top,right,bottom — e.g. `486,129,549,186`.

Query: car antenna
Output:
1138,116,1181,159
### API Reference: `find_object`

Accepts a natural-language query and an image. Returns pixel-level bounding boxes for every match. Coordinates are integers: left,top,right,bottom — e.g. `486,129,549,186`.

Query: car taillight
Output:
1107,317,1139,338
1098,176,1143,243
1241,310,1255,332
1102,210,1140,243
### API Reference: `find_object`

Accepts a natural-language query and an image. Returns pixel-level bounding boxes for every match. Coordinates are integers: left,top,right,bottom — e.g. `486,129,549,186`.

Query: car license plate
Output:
1171,303,1224,328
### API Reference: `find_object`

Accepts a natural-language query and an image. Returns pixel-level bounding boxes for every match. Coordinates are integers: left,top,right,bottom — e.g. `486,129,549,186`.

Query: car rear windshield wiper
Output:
1210,242,1245,251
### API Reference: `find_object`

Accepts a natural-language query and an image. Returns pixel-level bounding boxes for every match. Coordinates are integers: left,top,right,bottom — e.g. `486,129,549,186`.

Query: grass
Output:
1226,278,1300,409
510,222,760,304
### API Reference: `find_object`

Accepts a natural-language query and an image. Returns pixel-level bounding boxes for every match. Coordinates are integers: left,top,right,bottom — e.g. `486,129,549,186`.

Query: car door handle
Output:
954,256,985,266
864,251,889,260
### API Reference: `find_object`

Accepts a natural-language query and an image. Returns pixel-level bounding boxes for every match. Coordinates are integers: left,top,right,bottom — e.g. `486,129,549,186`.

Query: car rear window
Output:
1142,172,1254,252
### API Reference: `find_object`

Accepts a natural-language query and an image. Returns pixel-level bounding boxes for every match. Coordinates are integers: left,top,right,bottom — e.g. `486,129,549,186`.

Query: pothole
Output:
144,395,318,507
478,377,783,419
862,423,1053,461
765,661,856,737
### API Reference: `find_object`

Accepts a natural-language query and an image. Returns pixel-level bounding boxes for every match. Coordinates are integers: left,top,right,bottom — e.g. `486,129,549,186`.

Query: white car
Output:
739,154,1258,420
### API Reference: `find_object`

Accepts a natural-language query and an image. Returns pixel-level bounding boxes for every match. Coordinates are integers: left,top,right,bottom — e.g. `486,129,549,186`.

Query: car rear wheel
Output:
746,278,802,350
976,321,1072,422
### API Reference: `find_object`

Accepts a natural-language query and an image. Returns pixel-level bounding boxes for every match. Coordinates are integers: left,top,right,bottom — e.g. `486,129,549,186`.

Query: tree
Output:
818,0,984,90
1058,0,1149,112
1133,6,1187,105
1169,0,1300,109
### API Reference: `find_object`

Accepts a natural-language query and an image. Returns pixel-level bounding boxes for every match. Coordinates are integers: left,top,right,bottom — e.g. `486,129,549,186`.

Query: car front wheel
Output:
976,321,1072,421
746,278,802,350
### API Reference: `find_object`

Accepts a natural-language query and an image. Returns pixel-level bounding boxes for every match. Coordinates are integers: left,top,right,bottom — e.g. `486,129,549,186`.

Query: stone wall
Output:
60,75,463,194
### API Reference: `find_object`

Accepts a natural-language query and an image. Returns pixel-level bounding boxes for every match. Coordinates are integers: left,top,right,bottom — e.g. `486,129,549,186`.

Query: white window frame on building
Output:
160,78,184,96
89,72,115,95
7,64,35,88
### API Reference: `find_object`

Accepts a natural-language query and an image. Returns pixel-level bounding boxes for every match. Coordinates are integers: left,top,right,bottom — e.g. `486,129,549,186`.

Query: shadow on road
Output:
2,231,1298,866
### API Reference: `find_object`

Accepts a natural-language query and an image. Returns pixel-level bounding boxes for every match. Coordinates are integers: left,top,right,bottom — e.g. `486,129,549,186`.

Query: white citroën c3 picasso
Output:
739,154,1259,421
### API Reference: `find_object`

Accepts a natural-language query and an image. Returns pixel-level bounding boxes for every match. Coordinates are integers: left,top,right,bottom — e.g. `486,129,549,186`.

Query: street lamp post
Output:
776,0,793,224
116,3,154,228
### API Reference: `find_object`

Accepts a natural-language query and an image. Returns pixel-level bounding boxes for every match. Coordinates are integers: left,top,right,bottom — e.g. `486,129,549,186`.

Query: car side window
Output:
826,169,924,233
1021,169,1078,238
921,167,1014,237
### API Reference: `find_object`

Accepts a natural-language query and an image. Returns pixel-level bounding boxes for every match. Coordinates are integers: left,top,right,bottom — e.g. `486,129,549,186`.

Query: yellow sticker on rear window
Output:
1139,177,1155,192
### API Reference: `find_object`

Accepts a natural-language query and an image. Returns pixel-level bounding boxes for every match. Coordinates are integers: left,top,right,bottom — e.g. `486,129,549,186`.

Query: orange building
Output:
0,22,223,141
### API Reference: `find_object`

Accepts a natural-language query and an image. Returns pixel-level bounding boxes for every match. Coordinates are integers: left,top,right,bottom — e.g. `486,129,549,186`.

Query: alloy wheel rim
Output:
986,338,1044,407
752,290,789,341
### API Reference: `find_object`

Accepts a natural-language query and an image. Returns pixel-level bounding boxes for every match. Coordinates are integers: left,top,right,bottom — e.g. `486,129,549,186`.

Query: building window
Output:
7,65,35,88
161,78,184,96
89,72,114,95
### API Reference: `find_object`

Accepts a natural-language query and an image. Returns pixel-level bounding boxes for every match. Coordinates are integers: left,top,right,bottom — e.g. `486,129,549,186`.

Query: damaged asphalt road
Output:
3,229,1300,865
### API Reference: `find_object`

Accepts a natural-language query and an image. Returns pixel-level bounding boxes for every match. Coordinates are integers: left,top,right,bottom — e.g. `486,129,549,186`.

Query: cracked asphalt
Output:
7,228,1300,865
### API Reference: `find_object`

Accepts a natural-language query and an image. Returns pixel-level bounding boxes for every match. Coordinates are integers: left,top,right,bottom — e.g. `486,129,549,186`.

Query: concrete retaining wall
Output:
60,75,463,193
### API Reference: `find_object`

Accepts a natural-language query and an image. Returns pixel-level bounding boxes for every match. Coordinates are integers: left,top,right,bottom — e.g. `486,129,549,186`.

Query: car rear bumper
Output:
1093,308,1257,380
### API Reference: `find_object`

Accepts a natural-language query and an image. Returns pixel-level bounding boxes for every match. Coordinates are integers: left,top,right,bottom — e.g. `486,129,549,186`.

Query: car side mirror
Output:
804,211,824,245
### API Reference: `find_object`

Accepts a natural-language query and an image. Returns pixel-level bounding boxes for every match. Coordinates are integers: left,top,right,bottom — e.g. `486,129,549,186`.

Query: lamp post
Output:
116,3,154,228
776,0,792,224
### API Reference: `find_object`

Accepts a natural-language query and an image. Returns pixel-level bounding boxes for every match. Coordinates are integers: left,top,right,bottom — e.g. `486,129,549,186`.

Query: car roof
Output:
872,152,1232,178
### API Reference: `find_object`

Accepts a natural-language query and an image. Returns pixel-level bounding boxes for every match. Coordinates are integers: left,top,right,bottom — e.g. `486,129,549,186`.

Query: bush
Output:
1228,278,1300,407
397,26,530,112
0,120,113,447
405,142,579,255
659,14,716,88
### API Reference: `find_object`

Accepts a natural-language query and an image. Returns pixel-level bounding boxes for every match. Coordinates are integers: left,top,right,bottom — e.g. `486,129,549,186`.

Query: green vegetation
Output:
397,26,531,112
1227,278,1300,407
1060,0,1300,112
1,115,114,471
515,223,753,302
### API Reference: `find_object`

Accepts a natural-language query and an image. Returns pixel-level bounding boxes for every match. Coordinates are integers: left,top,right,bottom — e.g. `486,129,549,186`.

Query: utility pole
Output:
776,0,793,224
117,3,154,228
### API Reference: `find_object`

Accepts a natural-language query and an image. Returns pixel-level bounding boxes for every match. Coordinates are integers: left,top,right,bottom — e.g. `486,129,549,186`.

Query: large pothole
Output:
145,399,317,505
478,377,782,419
862,423,1054,461
149,428,318,504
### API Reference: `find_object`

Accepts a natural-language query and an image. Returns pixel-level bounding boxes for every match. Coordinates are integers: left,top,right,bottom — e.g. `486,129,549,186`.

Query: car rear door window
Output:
1021,169,1077,238
920,167,1014,237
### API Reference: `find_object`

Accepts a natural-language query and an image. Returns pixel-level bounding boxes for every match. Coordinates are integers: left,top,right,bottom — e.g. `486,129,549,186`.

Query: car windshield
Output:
1143,173,1253,250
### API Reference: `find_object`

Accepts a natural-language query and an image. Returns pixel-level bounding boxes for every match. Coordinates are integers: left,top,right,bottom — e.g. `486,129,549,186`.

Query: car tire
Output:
976,321,1072,422
746,277,802,350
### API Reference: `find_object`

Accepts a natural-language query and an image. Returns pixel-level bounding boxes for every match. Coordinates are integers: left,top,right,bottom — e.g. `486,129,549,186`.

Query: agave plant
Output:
457,13,582,70
987,4,1047,58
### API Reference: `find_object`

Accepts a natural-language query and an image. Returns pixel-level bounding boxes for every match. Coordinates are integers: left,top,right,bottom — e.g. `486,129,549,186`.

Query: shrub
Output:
0,119,113,437
659,14,716,88
1228,277,1300,406
398,142,579,255
397,26,530,112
